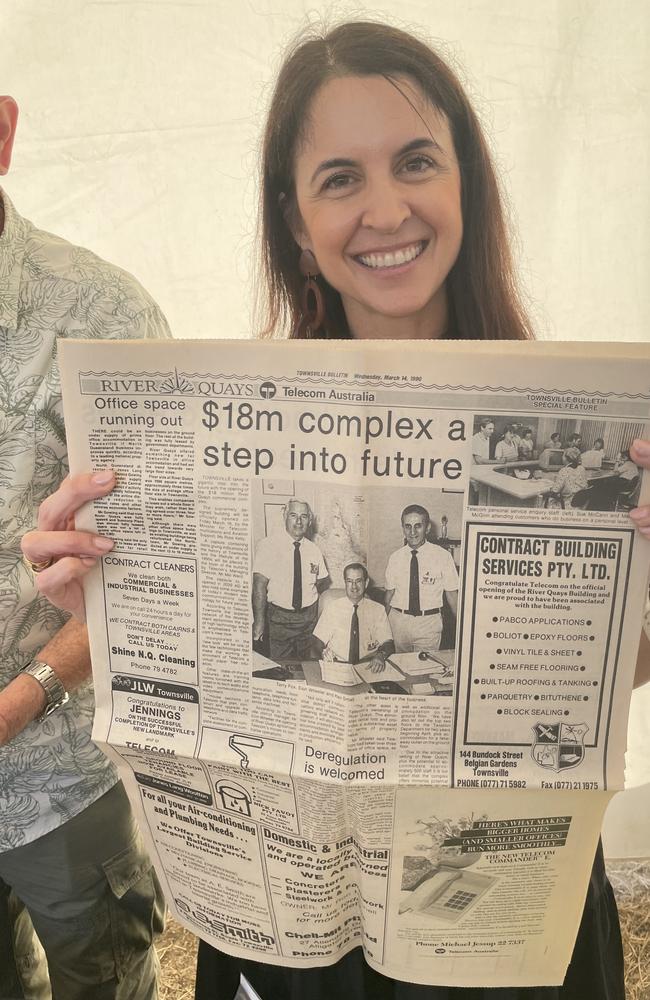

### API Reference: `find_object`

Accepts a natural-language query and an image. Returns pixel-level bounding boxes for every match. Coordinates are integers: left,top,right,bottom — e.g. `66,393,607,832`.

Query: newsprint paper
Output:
59,339,650,988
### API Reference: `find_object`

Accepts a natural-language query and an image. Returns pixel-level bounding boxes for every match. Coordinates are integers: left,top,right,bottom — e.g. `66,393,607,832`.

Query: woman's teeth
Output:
357,241,426,269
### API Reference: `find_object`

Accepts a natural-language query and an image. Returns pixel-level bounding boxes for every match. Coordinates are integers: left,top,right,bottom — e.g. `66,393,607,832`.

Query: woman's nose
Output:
360,178,411,232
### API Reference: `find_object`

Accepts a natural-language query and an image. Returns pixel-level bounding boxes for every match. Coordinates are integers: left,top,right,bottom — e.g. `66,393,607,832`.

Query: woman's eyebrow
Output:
310,157,356,184
310,137,444,184
398,137,444,156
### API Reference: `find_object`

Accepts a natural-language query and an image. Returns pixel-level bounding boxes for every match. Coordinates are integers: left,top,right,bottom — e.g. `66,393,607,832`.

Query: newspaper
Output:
59,338,650,987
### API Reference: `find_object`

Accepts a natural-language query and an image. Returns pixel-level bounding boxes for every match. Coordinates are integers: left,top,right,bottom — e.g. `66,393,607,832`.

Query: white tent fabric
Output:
2,0,649,852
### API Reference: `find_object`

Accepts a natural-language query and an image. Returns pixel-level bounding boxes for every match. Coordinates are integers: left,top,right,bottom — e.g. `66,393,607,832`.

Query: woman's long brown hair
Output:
259,21,533,341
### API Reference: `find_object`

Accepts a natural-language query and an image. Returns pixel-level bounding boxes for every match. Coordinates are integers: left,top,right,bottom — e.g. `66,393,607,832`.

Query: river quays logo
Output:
531,722,588,772
80,368,262,397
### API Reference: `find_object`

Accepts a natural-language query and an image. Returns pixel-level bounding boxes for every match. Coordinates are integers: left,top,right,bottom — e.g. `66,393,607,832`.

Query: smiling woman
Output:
291,76,463,339
16,16,650,1000
260,21,533,343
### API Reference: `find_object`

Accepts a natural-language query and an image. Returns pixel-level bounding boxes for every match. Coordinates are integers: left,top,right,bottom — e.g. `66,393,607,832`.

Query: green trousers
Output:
0,782,165,1000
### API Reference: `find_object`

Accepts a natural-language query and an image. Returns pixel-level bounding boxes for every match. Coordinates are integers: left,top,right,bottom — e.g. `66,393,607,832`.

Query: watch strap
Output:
22,660,70,721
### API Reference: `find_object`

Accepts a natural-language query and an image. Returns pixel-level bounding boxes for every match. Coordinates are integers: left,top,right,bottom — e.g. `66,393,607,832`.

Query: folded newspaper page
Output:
59,338,650,987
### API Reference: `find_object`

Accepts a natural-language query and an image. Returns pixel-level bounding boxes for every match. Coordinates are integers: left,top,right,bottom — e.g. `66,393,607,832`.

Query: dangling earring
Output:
294,249,325,338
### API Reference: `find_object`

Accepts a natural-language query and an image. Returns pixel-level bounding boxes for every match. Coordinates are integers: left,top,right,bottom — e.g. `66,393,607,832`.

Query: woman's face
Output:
291,75,463,338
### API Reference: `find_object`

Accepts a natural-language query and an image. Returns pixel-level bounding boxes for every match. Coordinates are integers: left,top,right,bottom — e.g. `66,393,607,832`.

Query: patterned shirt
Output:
551,464,589,500
0,188,171,850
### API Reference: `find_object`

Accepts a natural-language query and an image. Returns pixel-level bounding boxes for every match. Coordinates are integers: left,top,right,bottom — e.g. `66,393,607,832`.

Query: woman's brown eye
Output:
403,155,434,173
323,173,352,191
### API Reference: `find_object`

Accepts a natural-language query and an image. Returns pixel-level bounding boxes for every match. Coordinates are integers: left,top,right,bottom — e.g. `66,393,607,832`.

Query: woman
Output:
20,19,650,1000
550,447,590,507
581,448,642,511
494,426,520,464
518,428,535,461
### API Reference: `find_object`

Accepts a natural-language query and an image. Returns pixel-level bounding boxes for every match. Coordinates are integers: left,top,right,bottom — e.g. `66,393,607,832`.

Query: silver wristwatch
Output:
22,661,70,721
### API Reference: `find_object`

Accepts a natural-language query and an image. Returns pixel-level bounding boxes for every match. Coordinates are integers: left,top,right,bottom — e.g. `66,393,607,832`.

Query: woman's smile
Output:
353,238,428,272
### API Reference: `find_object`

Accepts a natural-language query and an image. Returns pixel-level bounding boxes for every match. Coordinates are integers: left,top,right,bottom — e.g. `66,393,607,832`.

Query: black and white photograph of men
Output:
250,481,462,696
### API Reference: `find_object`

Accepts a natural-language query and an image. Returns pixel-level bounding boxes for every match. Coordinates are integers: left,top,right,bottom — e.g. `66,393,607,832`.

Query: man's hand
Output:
21,470,116,621
370,653,387,674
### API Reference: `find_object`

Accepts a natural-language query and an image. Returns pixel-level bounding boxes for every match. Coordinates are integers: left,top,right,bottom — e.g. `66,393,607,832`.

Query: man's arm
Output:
252,572,269,641
445,589,458,619
0,618,91,746
312,635,328,659
384,588,395,613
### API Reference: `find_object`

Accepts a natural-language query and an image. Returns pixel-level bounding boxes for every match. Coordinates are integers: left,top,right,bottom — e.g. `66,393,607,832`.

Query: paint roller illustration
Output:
229,733,264,769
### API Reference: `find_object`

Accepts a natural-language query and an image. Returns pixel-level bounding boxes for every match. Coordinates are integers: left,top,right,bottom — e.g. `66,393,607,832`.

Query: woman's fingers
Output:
630,439,650,469
629,440,650,535
37,469,116,530
32,556,97,622
630,506,650,535
21,529,114,565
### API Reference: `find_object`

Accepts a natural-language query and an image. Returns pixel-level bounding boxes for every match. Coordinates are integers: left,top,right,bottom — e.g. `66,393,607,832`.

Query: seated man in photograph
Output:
543,431,562,450
252,499,328,661
614,448,641,483
579,449,641,510
313,564,394,673
581,438,605,469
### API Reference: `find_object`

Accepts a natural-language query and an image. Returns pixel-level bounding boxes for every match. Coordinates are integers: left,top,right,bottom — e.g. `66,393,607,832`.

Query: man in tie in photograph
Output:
384,505,459,653
312,563,394,673
252,499,328,660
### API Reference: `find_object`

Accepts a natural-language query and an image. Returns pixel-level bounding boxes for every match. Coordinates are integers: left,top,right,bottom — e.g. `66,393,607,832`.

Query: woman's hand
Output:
629,440,650,537
21,470,116,622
